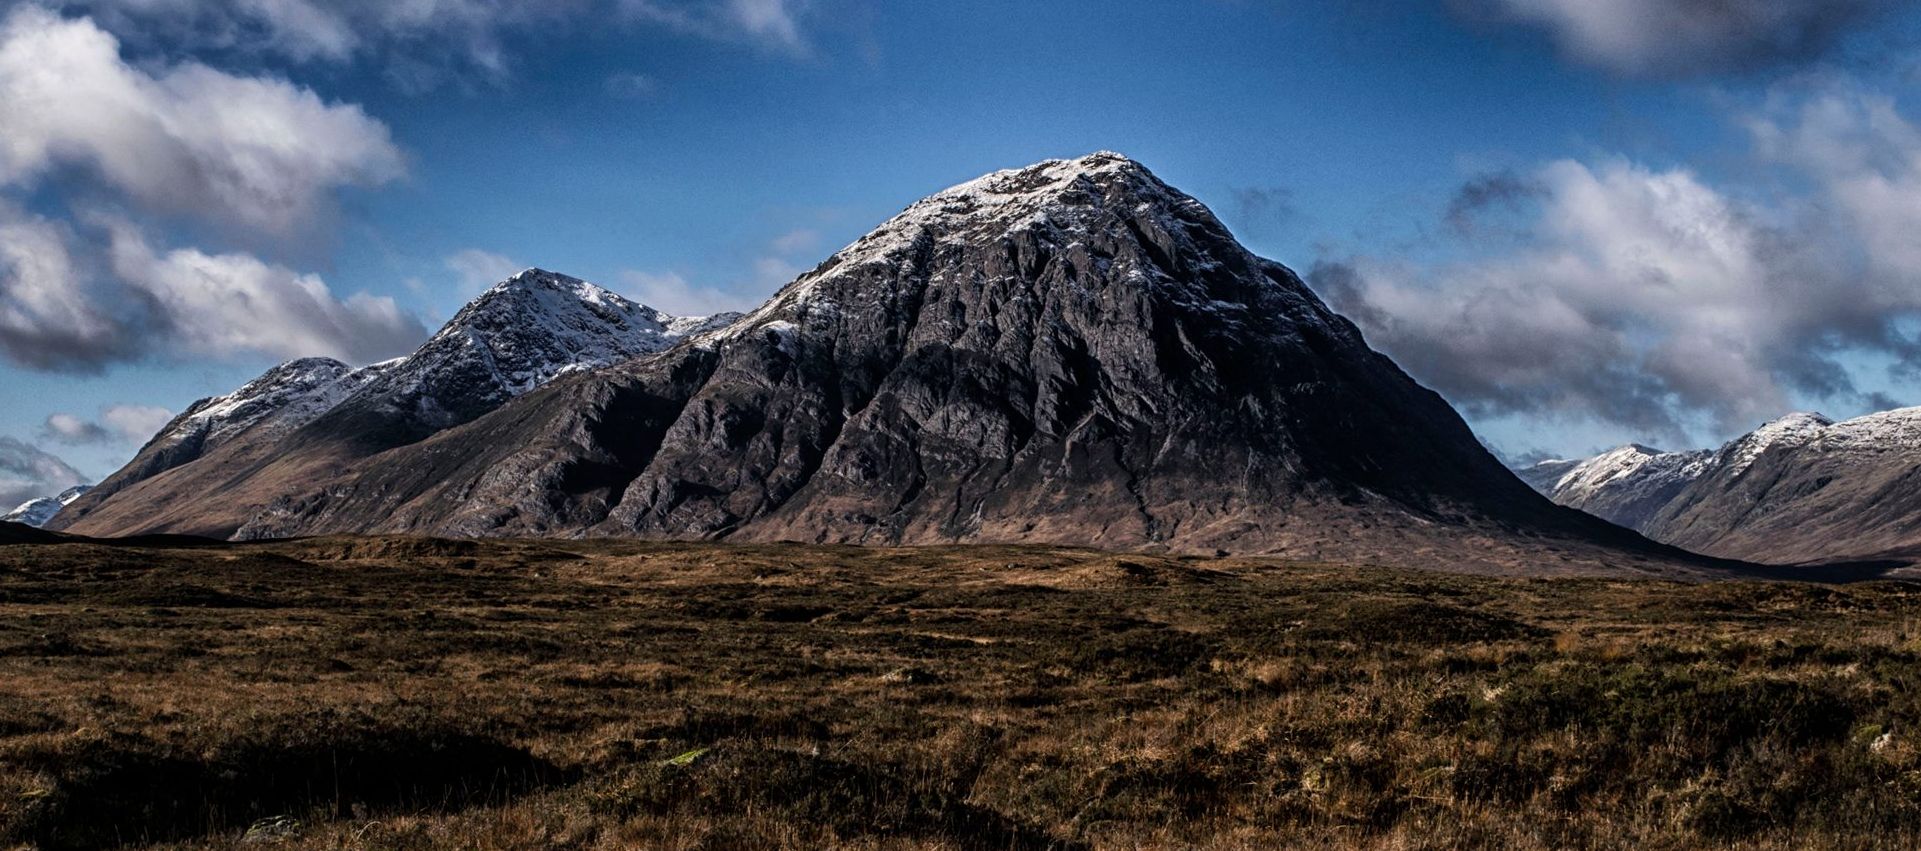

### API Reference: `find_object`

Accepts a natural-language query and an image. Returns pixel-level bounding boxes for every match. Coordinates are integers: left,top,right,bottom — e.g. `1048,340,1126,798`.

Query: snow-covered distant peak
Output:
1549,444,1710,502
1719,411,1833,475
3,484,92,528
162,357,398,451
1812,407,1921,453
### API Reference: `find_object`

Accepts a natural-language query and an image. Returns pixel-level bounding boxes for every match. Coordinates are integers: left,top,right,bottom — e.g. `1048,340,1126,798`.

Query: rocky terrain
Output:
56,152,1702,574
1521,410,1921,564
52,271,737,538
1646,409,1921,563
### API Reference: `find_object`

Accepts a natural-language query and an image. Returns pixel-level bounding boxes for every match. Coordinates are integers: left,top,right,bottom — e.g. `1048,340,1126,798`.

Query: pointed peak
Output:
785,152,1196,293
492,267,588,293
1760,411,1832,430
1599,443,1666,457
937,151,1159,202
461,268,643,319
1720,411,1832,475
272,356,351,373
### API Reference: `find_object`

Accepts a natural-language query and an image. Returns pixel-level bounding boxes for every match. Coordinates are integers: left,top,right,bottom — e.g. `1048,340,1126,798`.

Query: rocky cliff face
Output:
195,153,1692,575
54,272,736,538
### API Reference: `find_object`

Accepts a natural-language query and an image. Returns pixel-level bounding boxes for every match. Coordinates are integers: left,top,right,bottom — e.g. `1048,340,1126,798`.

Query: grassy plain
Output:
2,536,1918,849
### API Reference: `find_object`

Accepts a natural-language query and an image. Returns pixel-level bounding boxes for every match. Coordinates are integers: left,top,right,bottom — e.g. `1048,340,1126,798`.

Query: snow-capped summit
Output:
334,268,742,437
434,268,738,394
1518,444,1712,532
1515,405,1921,563
1810,407,1921,453
73,356,404,511
4,484,92,528
163,357,399,452
55,268,742,537
727,151,1289,341
1716,411,1832,476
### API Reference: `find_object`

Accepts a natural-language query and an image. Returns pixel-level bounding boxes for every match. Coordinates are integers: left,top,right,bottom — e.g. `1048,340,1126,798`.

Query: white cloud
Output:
768,227,820,255
41,413,109,444
620,0,811,54
619,269,753,317
1320,79,1921,444
99,404,176,442
0,6,404,237
0,204,140,371
41,404,176,445
1469,0,1891,77
101,220,425,363
0,8,423,371
445,249,525,295
59,0,817,83
0,436,87,508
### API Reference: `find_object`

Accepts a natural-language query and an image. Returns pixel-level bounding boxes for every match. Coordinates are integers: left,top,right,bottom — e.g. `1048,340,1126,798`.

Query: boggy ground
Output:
2,537,1920,849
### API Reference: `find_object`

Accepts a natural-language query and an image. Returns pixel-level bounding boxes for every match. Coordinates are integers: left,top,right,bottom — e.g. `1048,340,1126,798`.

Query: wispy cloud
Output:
604,71,663,99
1457,0,1896,77
620,225,822,316
55,0,821,88
444,249,525,295
41,404,174,446
620,0,813,55
0,437,87,507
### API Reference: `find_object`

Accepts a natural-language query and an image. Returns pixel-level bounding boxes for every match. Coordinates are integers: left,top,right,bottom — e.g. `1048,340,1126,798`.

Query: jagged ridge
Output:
208,153,1700,575
55,271,737,537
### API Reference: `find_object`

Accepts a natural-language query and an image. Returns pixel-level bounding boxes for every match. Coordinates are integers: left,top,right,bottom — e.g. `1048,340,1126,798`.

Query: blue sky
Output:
3,0,1921,502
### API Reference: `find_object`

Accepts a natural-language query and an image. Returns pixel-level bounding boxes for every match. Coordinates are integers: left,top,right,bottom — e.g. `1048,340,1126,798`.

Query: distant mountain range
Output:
54,270,738,537
3,484,91,528
50,153,1739,577
1521,410,1921,564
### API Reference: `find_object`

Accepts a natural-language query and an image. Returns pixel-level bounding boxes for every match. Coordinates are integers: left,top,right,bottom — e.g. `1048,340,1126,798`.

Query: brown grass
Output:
2,537,1919,849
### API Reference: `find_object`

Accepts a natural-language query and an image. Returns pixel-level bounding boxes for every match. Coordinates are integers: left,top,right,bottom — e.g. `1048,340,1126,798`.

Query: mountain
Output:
317,269,743,447
1518,445,1712,532
1643,410,1921,563
2,484,92,528
1515,457,1581,494
0,520,63,544
94,151,1698,576
1518,410,1921,564
53,271,738,538
73,358,399,514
